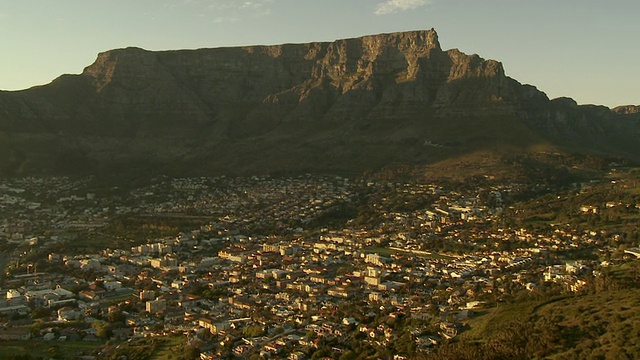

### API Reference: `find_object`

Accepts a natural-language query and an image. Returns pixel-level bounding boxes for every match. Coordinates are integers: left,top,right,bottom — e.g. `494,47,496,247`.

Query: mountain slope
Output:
0,29,638,177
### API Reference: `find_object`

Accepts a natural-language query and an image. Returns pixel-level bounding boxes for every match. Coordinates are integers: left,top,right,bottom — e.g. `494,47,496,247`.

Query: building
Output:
146,299,167,314
199,318,230,334
140,290,155,301
0,327,31,340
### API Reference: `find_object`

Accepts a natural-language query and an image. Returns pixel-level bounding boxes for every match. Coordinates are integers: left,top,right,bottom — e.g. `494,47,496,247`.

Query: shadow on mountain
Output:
0,29,638,180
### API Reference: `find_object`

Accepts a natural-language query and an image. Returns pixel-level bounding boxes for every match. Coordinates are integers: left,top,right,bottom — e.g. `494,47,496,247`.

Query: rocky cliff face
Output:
0,29,638,177
613,105,640,115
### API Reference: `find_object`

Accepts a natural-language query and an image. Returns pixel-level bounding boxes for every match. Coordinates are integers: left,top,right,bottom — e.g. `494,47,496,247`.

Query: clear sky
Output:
1,0,638,107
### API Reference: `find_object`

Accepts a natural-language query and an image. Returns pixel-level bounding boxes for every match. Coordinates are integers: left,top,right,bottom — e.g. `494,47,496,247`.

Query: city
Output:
1,169,638,359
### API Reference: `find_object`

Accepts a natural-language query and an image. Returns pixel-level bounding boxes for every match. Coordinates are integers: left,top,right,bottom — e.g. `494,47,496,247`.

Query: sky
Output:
1,0,638,107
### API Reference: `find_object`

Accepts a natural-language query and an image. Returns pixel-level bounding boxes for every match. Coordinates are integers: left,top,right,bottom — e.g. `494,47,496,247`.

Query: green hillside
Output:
422,262,640,360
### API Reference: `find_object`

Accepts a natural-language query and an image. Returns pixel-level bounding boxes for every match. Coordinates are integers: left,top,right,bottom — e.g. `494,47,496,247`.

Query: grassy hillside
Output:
422,262,640,360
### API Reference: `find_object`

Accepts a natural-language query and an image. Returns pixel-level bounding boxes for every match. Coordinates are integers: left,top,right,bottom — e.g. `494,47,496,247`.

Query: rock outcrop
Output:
0,29,638,177
613,105,640,115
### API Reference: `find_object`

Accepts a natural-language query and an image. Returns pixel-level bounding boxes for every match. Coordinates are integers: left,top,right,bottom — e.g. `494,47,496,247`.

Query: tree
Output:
107,310,126,323
31,307,51,319
242,324,265,338
311,349,329,359
92,320,113,340
179,345,200,360
45,345,63,360
339,350,357,360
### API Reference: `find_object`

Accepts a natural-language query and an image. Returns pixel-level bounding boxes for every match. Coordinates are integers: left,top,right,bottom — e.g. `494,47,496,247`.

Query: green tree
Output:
107,310,126,323
92,320,113,340
242,324,265,338
45,345,63,360
339,350,357,360
179,345,201,360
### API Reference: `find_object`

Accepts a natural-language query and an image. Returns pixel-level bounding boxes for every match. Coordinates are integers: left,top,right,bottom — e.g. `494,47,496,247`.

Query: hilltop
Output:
0,29,638,179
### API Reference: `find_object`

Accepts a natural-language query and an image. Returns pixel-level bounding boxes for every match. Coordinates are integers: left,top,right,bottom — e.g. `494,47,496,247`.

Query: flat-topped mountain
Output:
0,29,638,178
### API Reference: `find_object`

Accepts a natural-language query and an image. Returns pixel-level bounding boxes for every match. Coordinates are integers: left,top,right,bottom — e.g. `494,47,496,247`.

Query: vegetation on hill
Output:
502,166,640,250
411,167,640,359
422,262,640,360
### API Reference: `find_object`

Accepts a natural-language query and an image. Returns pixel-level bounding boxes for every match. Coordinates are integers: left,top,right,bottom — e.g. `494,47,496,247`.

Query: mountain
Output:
0,29,638,178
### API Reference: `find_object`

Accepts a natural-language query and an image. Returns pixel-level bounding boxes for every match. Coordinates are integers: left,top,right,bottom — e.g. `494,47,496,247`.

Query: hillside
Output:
423,263,640,360
0,29,638,178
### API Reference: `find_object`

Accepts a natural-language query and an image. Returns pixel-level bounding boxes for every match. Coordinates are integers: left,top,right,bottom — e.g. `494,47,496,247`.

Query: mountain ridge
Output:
0,29,638,178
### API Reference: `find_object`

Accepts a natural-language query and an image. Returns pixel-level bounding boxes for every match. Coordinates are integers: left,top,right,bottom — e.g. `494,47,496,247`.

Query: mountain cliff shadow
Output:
1,31,639,180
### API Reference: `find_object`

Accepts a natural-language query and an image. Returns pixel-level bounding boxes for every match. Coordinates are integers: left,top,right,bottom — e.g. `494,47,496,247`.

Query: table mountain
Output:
0,29,638,178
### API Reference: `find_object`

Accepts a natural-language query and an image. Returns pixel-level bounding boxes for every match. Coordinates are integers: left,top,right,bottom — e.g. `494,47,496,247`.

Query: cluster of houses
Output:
0,175,635,358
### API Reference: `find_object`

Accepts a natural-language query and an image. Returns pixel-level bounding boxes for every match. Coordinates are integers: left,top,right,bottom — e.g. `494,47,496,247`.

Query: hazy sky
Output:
1,0,638,107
